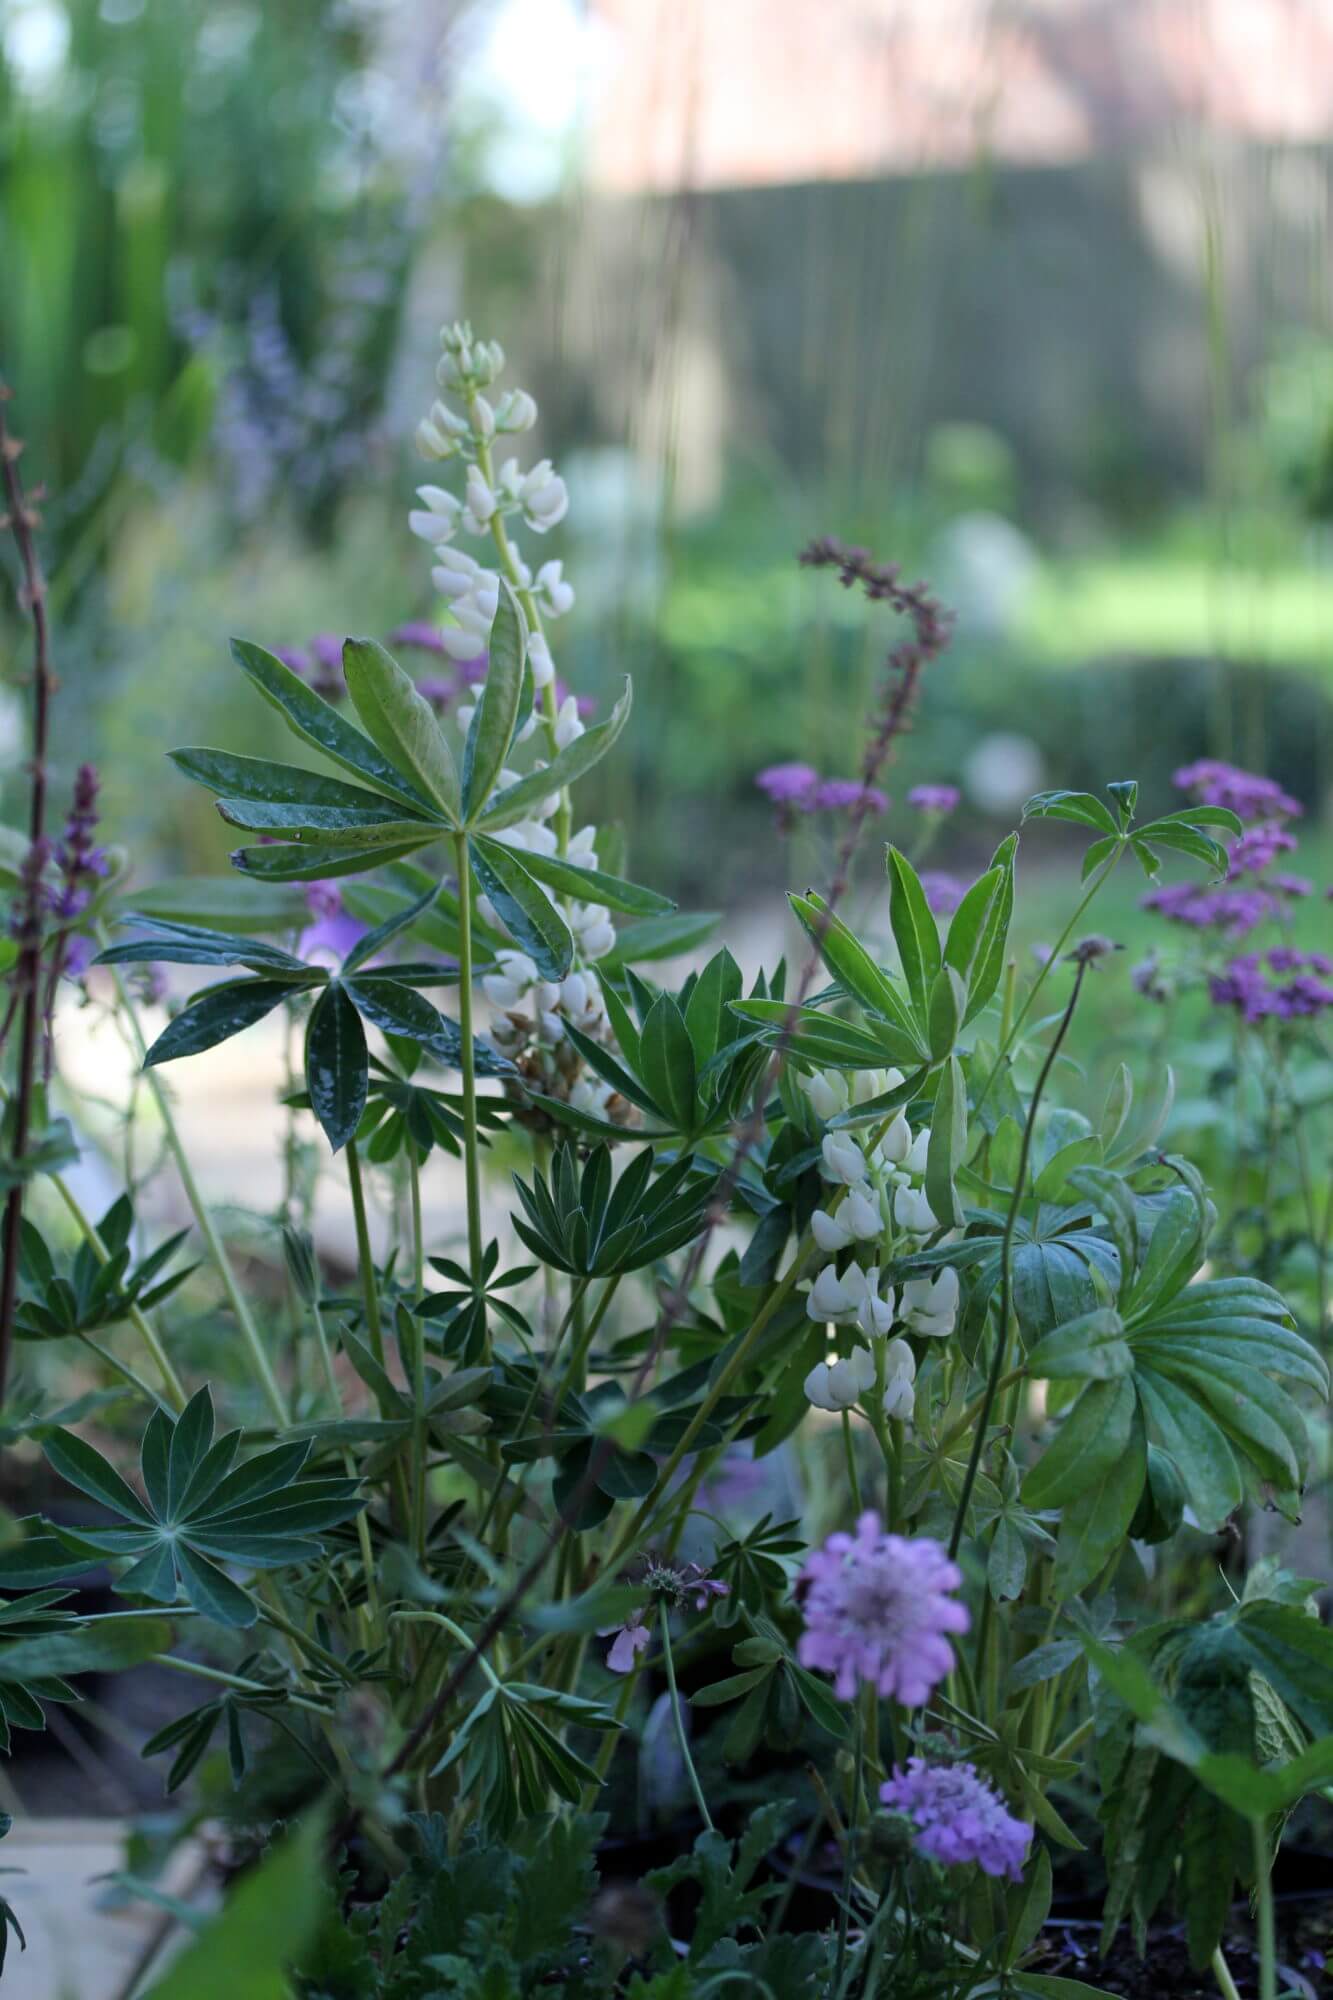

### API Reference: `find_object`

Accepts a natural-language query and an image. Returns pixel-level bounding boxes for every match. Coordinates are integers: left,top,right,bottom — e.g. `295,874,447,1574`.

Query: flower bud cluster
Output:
796,1066,961,1425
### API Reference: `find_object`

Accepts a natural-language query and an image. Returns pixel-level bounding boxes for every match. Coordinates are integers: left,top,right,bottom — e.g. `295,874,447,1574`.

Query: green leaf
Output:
1002,1843,1052,1968
1026,1308,1131,1381
1022,1376,1136,1511
478,677,633,829
468,836,573,981
600,910,720,967
0,1615,173,1683
925,1055,966,1229
214,798,435,847
497,841,673,917
639,995,697,1132
1021,790,1119,834
342,636,461,823
305,982,368,1152
142,1811,327,2000
229,638,433,816
789,892,925,1053
140,980,294,1072
684,949,743,1066
120,875,309,935
1055,1402,1146,1595
170,747,420,817
927,964,965,1061
462,581,525,820
886,846,942,1021
230,838,427,883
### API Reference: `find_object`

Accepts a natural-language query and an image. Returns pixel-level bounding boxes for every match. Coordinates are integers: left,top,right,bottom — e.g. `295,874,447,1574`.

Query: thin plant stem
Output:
841,1411,863,1512
452,834,486,1327
409,1147,425,1301
150,1653,328,1717
833,1704,865,1992
51,1170,186,1407
1250,1815,1276,2000
344,1138,384,1368
659,1601,714,1832
103,952,289,1428
394,1611,503,1689
75,1331,169,1410
1210,1945,1243,2000
307,1290,380,1630
0,386,56,1403
949,959,1090,1562
975,845,1121,1121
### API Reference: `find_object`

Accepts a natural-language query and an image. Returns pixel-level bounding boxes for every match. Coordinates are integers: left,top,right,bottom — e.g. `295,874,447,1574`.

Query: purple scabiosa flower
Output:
795,1513,969,1705
813,778,890,814
907,784,960,815
1141,881,1276,936
1270,873,1313,899
1172,759,1302,823
273,645,311,676
389,621,448,655
1209,950,1333,1023
920,872,965,917
757,762,820,811
880,1759,1031,1881
1227,823,1298,876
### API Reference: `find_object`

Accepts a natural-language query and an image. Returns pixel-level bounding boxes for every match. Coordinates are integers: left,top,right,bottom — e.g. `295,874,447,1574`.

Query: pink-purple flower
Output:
920,872,965,917
756,762,820,809
1210,950,1333,1023
755,764,889,820
795,1514,969,1705
880,1759,1031,1881
907,784,960,815
601,1608,651,1674
1172,759,1302,823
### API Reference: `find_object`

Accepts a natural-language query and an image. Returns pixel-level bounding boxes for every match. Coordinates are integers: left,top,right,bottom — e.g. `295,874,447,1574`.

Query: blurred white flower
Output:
408,486,462,546
554,694,584,750
470,394,496,440
856,1268,897,1339
464,464,498,530
528,631,555,688
495,388,538,432
519,459,569,532
877,1111,913,1166
537,559,575,617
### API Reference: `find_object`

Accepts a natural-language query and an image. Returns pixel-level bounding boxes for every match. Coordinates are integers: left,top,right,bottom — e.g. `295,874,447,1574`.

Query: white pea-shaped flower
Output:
806,1263,867,1325
856,1268,898,1339
882,1337,917,1420
800,1069,850,1122
821,1131,868,1186
902,1267,960,1338
893,1183,939,1236
907,1126,931,1177
804,1345,876,1412
537,559,575,616
408,486,462,546
519,460,569,532
812,1187,881,1254
554,695,584,750
464,464,497,528
877,1111,913,1166
528,632,555,688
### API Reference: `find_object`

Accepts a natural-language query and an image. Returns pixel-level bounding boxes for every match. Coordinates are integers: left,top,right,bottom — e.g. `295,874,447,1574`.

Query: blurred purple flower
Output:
601,1609,651,1674
756,762,820,808
299,881,365,966
796,1512,968,1706
1227,824,1298,876
812,779,889,814
1209,950,1333,1023
273,645,311,675
907,784,960,815
1172,759,1301,823
389,621,448,655
920,872,965,916
416,676,455,712
1270,873,1313,899
554,678,598,721
880,1760,1031,1882
1142,881,1276,935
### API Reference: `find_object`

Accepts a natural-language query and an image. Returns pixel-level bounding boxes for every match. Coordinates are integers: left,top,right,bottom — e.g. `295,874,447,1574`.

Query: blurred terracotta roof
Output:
588,0,1333,192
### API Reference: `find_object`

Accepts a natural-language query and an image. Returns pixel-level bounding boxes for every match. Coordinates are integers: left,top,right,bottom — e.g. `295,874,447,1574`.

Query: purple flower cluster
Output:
1172,759,1302,823
920,871,965,916
1227,823,1298,877
52,766,109,927
755,763,889,822
1141,880,1277,937
880,1759,1032,1881
796,1513,968,1705
299,881,366,966
1209,949,1333,1024
907,784,960,815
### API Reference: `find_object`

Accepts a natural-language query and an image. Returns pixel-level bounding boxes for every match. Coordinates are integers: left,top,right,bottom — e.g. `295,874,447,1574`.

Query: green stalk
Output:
307,1288,381,1631
1210,1947,1243,2000
1251,1817,1276,2000
75,1331,169,1409
52,1170,186,1408
344,1138,384,1368
841,1411,863,1513
660,1601,714,1832
409,1147,425,1302
104,956,288,1428
975,843,1122,1119
151,1652,328,1717
452,834,486,1320
949,959,1090,1562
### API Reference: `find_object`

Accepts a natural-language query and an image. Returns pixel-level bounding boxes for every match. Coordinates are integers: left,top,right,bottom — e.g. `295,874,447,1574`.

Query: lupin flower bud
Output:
554,695,584,750
902,1267,960,1338
856,1268,898,1339
807,1263,867,1324
464,465,498,529
821,1131,868,1185
800,1069,850,1122
528,632,555,688
471,394,496,440
408,486,462,546
882,1338,917,1420
536,560,575,616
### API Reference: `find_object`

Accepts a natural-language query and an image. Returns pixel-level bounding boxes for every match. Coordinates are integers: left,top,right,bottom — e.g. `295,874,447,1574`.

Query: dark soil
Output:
1034,1903,1331,2000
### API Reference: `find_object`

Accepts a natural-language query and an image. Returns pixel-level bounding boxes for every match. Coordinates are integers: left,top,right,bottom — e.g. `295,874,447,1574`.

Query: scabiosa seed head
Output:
796,1513,969,1705
880,1759,1031,1881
